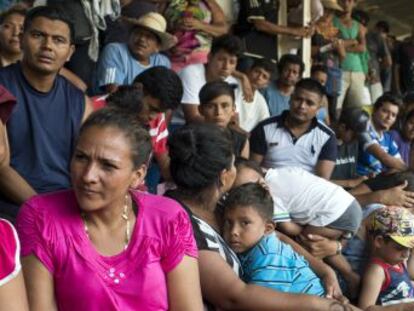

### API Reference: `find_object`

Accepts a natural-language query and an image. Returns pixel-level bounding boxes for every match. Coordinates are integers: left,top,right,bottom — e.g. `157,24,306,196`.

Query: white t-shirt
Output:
171,63,244,125
265,167,355,227
238,91,270,132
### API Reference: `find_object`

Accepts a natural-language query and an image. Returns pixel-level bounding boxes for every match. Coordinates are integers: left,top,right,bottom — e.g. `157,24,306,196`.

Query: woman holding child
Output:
16,108,203,311
167,123,358,311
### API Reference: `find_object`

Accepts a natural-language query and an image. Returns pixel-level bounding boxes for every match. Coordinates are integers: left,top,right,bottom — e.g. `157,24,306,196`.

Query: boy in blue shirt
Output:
222,182,327,296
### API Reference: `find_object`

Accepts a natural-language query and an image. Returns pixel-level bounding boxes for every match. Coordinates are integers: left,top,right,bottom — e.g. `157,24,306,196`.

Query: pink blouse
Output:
16,190,197,311
0,219,20,286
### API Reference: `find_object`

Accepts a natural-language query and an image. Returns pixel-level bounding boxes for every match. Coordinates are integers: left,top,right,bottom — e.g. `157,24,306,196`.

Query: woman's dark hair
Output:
294,78,325,98
277,53,305,76
234,157,264,177
224,182,273,221
23,5,75,43
199,80,236,106
78,108,152,168
0,4,27,25
168,123,234,192
210,34,243,58
133,66,183,110
106,84,144,114
373,92,402,112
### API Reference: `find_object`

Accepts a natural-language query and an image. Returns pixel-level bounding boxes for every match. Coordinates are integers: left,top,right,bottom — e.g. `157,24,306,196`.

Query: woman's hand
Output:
299,234,338,259
182,17,205,31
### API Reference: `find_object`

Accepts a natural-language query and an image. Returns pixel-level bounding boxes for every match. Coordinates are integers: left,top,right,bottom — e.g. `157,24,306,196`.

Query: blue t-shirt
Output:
262,84,290,117
357,124,401,176
0,63,85,193
96,43,171,90
239,233,325,296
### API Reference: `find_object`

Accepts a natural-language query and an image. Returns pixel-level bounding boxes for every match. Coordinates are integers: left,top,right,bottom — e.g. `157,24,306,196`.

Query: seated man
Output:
170,34,247,127
239,58,272,132
250,78,337,179
357,93,406,176
0,5,92,221
96,12,175,94
262,54,304,117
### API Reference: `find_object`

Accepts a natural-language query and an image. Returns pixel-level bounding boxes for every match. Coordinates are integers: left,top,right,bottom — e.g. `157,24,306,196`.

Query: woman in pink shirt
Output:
0,218,28,311
16,108,203,311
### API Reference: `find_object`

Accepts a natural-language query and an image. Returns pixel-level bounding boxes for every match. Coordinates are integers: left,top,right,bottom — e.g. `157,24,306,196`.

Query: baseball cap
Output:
368,206,414,248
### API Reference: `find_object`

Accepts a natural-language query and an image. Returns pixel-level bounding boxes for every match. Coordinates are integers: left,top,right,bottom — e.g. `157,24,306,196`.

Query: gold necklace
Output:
82,194,131,250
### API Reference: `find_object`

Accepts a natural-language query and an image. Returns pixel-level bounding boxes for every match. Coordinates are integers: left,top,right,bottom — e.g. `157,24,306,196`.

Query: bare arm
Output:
407,251,414,279
314,160,335,180
345,24,367,53
196,0,229,37
21,255,57,311
358,263,384,309
0,272,29,311
198,250,340,310
0,121,36,205
277,222,303,237
154,152,171,181
366,143,407,171
249,152,264,166
184,104,205,124
241,139,250,159
252,19,312,38
82,96,94,123
167,255,203,311
331,176,368,189
59,68,87,93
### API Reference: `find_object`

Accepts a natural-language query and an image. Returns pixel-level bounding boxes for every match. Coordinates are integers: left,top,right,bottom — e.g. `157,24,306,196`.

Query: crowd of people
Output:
1,0,414,310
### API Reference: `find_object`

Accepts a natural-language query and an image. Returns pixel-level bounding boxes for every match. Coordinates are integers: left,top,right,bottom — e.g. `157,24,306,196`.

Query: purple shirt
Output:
389,130,411,165
16,190,197,311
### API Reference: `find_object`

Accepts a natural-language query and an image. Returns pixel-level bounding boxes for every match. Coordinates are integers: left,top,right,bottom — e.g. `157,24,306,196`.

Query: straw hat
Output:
122,12,177,51
321,0,344,12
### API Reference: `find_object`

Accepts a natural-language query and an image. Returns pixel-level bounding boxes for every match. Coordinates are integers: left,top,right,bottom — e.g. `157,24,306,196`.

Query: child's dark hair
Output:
168,123,234,193
295,78,325,98
250,58,275,76
133,66,183,111
365,170,414,192
0,4,27,25
199,80,236,106
373,93,402,111
404,92,414,105
311,64,328,76
210,34,243,58
224,182,273,221
106,84,144,114
24,5,74,43
338,108,370,133
235,157,264,177
277,54,305,76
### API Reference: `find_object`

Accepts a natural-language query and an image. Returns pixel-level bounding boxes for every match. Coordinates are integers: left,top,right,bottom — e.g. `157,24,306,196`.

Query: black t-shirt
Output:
396,40,414,93
234,0,279,61
331,141,359,180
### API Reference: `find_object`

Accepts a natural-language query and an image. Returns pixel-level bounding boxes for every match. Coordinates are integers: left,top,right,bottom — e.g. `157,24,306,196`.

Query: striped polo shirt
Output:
250,110,337,171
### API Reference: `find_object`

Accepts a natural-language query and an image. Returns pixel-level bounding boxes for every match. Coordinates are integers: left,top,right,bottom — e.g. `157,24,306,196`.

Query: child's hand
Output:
322,269,343,300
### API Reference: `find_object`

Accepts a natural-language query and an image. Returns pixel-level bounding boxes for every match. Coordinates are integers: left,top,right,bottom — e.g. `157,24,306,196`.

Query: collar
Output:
276,110,319,133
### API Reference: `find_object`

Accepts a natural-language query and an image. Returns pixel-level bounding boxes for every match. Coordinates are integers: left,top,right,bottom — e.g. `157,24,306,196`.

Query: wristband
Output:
336,241,342,255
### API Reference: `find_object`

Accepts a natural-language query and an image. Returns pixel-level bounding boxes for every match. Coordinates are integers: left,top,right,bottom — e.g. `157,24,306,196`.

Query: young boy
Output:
233,159,362,296
198,81,249,158
311,64,331,125
222,182,326,296
359,206,414,308
238,59,272,132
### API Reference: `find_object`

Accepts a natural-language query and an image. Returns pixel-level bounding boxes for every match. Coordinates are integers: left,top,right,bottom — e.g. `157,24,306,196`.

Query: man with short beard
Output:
250,78,337,180
0,6,92,221
262,54,304,117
